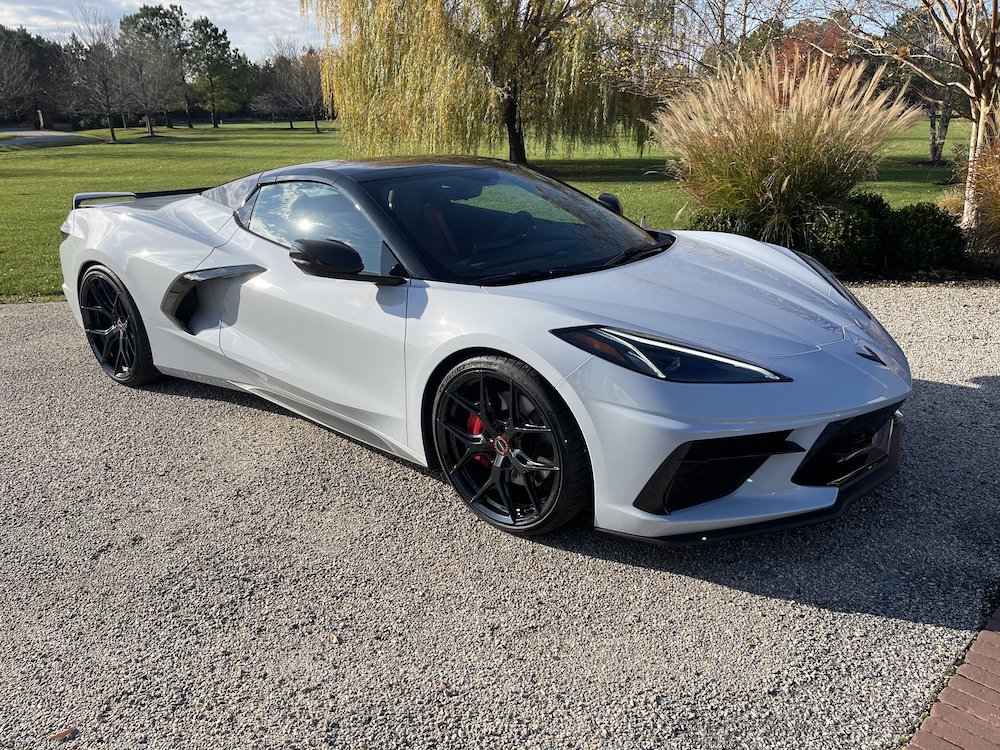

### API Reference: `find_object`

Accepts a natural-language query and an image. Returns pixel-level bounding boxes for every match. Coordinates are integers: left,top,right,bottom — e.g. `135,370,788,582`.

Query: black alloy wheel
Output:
432,355,590,535
79,266,159,386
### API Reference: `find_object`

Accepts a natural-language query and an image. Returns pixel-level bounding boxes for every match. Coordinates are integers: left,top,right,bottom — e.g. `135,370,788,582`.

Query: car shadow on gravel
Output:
539,376,1000,630
144,373,999,630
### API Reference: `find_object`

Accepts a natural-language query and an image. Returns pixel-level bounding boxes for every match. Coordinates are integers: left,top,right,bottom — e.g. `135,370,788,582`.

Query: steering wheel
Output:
489,210,536,245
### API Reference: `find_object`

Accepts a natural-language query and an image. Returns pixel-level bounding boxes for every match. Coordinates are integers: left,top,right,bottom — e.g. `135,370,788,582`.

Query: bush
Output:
850,191,893,226
687,208,760,236
970,143,1000,268
807,206,877,271
686,195,964,273
879,203,965,271
647,54,920,247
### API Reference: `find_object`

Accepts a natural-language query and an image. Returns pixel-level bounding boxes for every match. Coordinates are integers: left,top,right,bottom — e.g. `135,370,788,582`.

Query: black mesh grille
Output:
634,431,803,515
791,402,903,487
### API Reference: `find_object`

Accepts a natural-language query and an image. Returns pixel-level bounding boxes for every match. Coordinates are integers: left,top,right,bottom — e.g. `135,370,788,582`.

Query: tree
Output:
119,4,189,128
0,34,32,118
119,34,183,135
66,12,127,143
829,0,1000,228
254,41,328,132
188,17,237,127
304,0,650,163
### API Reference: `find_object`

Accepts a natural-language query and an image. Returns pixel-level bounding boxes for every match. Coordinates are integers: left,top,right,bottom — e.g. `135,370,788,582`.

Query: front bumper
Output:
602,415,904,546
555,335,912,542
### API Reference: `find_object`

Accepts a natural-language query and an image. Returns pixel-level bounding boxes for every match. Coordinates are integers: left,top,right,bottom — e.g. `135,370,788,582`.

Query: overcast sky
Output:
0,0,324,59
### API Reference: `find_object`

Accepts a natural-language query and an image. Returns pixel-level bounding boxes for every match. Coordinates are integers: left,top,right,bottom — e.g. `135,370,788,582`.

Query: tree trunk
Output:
929,110,939,162
121,114,127,130
962,99,992,230
184,96,193,128
107,114,117,144
312,112,320,133
504,96,527,165
145,113,155,137
211,103,219,127
288,117,295,129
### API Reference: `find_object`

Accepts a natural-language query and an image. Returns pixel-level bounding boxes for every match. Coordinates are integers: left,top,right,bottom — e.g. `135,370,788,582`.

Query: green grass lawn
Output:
0,119,967,301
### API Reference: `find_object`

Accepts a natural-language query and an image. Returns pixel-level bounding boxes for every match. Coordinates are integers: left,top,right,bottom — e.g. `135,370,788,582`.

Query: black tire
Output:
432,355,591,535
79,265,160,387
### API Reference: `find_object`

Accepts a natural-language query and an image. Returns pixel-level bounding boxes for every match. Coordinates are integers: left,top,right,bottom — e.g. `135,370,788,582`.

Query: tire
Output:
432,355,591,535
79,265,160,387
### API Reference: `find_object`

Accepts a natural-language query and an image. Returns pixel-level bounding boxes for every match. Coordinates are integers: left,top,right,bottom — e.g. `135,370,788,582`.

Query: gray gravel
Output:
1,284,998,750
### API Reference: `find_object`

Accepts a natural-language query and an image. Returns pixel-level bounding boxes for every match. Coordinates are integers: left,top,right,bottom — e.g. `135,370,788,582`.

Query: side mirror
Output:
289,238,364,278
597,193,623,215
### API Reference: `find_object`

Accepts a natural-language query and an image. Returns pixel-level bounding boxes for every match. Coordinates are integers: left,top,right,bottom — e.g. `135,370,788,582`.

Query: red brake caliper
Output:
467,412,491,467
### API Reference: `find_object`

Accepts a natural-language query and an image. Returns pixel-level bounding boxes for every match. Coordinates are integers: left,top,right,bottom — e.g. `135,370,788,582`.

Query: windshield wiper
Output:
602,234,675,268
477,268,574,286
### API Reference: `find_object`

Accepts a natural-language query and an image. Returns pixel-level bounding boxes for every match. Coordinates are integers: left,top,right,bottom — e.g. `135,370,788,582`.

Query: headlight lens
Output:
553,327,791,383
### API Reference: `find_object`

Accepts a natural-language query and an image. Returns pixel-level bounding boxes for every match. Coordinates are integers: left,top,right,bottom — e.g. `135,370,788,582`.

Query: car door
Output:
203,179,410,451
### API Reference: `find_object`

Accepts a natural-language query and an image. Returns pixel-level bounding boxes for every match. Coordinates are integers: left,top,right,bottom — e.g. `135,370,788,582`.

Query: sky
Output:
0,0,324,59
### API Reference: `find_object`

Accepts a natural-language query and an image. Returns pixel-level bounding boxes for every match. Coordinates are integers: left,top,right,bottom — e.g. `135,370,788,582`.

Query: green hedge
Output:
687,192,965,273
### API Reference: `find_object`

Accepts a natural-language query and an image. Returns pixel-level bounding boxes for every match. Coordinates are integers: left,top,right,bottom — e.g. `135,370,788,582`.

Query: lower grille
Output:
634,431,804,515
791,401,903,487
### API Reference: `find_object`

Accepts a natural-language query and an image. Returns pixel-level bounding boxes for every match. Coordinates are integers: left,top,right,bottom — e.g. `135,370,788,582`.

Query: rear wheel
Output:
432,355,591,535
79,266,159,387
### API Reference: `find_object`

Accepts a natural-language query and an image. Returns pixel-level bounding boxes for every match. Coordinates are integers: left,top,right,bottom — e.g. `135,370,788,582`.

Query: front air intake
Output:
634,431,804,515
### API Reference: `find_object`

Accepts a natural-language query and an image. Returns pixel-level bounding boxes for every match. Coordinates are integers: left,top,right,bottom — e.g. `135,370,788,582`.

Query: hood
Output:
485,231,868,358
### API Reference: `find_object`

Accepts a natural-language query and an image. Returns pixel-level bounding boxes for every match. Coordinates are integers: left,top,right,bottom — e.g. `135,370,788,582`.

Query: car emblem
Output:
493,436,511,455
857,346,886,366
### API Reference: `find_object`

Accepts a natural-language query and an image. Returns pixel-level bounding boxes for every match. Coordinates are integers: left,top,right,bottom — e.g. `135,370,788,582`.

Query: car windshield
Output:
357,166,658,284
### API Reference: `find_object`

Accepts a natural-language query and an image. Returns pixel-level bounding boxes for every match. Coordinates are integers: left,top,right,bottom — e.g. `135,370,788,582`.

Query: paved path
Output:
909,608,1000,749
1,286,999,749
0,128,93,147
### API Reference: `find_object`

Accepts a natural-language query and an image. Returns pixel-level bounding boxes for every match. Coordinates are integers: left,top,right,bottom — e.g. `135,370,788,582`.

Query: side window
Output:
247,181,391,274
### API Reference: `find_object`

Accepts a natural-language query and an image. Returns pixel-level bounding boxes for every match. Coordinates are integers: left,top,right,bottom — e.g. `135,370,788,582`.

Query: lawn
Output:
0,119,967,301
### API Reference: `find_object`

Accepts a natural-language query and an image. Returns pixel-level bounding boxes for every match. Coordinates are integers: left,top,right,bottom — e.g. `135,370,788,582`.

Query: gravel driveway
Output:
1,285,998,750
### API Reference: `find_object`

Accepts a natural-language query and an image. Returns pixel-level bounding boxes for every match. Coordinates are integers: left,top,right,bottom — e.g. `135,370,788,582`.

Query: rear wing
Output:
72,187,209,210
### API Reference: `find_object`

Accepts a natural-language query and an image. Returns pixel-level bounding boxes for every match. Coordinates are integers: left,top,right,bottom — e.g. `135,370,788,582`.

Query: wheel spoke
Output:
510,449,560,473
437,418,486,448
85,325,116,337
519,468,544,514
479,373,498,427
448,446,489,476
444,388,479,416
113,334,124,373
507,378,520,426
512,423,552,435
496,473,518,522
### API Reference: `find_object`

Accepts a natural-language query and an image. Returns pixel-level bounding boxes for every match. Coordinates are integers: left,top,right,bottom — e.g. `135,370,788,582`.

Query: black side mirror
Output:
288,238,408,285
289,238,364,278
597,193,623,215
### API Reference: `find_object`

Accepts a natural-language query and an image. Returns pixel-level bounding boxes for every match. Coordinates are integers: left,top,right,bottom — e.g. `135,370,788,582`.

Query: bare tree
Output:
67,10,127,143
828,0,1000,228
0,36,33,118
601,0,806,96
120,34,183,136
254,40,328,132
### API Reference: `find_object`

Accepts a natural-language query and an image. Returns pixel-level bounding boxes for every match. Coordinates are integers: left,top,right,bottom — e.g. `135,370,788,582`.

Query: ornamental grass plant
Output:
647,55,921,248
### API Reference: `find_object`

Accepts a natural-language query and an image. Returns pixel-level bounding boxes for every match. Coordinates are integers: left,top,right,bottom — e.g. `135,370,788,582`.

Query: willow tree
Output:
302,0,649,163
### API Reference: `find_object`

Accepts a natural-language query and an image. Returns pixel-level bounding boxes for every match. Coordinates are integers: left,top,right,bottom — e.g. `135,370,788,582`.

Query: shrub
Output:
970,143,1000,268
647,54,920,247
687,208,760,236
807,206,877,271
879,203,965,271
936,188,965,218
850,191,893,225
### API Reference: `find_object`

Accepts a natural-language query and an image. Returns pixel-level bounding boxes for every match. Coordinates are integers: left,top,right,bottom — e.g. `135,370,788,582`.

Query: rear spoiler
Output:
72,186,209,210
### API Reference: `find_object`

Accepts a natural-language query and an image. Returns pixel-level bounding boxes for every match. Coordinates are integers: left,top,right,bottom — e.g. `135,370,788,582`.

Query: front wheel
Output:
79,265,159,387
432,355,591,535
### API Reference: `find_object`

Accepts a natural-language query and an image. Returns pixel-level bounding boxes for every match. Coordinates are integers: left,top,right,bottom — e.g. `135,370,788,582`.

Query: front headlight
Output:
553,327,791,383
